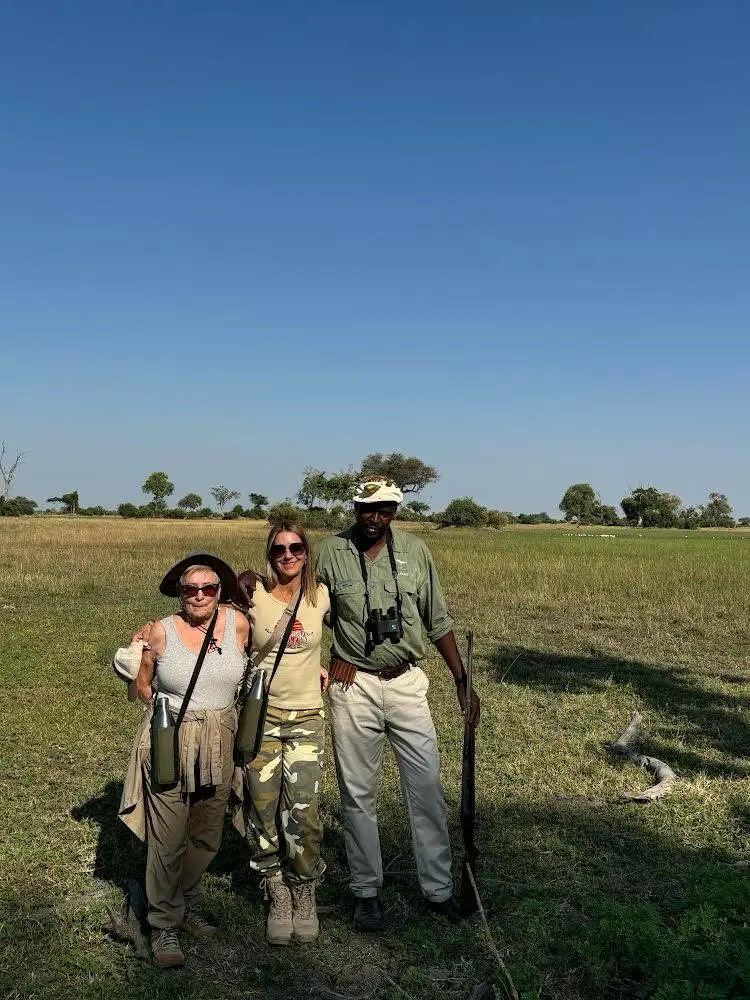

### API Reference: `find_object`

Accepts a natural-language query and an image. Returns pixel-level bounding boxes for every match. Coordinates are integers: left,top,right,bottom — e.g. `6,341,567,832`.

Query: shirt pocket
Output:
332,580,367,623
385,576,420,626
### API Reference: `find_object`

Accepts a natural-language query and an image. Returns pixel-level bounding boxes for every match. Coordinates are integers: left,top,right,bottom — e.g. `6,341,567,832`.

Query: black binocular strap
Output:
357,528,403,624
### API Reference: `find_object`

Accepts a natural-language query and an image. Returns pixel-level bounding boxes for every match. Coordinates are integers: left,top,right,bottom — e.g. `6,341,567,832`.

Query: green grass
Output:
1,519,750,999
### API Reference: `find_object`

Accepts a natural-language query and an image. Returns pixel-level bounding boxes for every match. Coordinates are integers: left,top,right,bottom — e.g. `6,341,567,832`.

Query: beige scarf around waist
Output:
118,702,238,842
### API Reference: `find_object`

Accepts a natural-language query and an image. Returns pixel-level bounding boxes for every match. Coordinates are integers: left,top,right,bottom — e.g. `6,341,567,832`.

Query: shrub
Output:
437,498,487,528
117,503,139,518
485,509,509,529
268,502,305,525
0,496,37,516
163,508,186,519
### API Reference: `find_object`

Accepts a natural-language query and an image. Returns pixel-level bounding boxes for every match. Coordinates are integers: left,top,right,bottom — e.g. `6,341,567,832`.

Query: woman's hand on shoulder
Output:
236,569,262,611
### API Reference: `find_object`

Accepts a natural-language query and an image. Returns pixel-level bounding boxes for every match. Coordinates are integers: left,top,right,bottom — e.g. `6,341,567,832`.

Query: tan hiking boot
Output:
151,927,185,968
265,871,293,945
181,908,218,939
290,880,319,942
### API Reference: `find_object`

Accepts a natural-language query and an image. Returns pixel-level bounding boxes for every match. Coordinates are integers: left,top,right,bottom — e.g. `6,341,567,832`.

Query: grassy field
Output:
1,518,750,1000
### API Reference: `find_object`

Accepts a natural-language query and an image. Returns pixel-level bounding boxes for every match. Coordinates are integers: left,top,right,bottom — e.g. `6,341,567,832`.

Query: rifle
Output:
459,630,479,915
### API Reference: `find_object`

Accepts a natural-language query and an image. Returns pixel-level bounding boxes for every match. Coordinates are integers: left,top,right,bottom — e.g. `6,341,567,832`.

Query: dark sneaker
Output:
181,908,218,939
425,896,466,923
353,895,384,932
151,927,185,967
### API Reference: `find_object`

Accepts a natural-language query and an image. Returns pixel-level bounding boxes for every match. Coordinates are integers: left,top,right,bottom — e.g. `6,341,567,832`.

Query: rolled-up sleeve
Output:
417,550,455,643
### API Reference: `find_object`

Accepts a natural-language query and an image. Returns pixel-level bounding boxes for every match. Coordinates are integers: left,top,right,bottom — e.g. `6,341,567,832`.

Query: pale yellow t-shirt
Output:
249,582,330,709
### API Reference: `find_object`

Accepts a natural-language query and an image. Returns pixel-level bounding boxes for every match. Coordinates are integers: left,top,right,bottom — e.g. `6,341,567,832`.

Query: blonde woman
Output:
120,553,248,968
236,522,330,946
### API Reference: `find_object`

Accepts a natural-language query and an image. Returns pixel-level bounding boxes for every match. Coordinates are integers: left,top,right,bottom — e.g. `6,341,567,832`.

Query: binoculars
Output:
367,606,403,645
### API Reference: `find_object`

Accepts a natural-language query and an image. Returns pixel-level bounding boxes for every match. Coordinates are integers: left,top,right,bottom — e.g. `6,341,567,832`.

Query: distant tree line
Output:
558,483,742,529
1,442,748,528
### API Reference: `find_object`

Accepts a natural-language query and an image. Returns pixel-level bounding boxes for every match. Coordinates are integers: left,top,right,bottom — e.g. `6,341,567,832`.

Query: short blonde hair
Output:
179,565,220,587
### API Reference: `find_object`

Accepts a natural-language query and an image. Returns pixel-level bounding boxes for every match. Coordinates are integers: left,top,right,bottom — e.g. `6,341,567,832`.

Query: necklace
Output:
182,612,222,654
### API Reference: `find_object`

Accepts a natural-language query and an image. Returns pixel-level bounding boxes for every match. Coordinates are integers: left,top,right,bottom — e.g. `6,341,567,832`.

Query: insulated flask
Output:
151,693,178,786
235,669,267,762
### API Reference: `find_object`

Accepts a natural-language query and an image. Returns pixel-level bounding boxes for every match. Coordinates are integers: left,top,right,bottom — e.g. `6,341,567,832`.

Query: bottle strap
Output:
174,607,218,731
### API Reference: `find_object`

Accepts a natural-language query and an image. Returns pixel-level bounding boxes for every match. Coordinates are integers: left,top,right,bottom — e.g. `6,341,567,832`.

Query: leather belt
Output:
329,656,414,687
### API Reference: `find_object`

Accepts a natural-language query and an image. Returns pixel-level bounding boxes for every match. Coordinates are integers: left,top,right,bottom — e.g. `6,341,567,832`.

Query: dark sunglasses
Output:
179,582,221,598
270,542,306,559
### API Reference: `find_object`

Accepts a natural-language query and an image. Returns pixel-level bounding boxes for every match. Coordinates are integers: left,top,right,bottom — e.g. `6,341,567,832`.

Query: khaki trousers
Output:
143,734,234,929
328,665,453,903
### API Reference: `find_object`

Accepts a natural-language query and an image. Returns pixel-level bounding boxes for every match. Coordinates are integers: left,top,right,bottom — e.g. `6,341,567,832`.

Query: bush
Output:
198,507,215,518
80,506,110,516
437,497,487,528
517,512,557,525
117,503,139,518
485,509,509,529
163,508,186,519
0,496,37,516
268,502,305,525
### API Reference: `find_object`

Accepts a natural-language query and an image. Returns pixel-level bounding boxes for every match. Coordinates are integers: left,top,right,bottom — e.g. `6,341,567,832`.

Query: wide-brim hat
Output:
159,552,239,602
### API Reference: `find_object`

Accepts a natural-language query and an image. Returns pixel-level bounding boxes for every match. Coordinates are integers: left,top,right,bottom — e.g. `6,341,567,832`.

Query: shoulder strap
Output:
238,588,302,698
174,608,218,731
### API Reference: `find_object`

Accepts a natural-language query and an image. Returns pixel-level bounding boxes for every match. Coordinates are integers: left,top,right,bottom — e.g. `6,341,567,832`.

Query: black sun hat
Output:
159,552,238,602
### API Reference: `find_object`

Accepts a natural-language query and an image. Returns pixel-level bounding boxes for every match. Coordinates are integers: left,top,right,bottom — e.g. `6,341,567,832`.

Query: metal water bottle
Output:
236,669,267,762
151,693,177,786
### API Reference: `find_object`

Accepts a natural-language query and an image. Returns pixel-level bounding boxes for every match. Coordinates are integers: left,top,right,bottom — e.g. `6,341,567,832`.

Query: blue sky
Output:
1,2,748,515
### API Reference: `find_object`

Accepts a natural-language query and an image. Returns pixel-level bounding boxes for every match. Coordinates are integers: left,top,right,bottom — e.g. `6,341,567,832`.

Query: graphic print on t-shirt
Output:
267,616,310,652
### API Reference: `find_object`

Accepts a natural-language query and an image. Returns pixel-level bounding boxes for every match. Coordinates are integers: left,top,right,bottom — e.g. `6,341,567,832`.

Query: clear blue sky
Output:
2,2,748,515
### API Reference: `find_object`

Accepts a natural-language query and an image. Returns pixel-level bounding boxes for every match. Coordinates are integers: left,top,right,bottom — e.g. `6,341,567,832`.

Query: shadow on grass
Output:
470,796,750,999
490,645,750,777
71,780,146,887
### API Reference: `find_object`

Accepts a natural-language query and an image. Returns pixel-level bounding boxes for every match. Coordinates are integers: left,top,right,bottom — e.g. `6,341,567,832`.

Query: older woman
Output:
236,521,330,946
119,553,248,969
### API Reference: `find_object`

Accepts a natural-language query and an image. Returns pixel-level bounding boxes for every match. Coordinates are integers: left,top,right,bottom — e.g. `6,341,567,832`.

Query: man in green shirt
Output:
315,479,480,932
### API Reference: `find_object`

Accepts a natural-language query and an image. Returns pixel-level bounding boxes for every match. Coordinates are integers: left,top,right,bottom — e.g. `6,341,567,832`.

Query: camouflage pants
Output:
243,706,325,882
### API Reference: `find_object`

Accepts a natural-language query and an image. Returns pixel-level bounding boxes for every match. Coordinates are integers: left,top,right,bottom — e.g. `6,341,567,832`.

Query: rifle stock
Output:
459,631,478,915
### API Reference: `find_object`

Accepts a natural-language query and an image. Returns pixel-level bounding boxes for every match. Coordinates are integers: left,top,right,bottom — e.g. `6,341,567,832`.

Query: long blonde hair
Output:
264,521,319,606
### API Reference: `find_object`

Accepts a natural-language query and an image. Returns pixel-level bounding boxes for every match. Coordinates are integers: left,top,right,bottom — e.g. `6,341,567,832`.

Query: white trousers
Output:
328,665,453,902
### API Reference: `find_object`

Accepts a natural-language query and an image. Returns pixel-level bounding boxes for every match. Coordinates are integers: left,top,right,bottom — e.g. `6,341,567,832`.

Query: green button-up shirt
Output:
315,526,455,671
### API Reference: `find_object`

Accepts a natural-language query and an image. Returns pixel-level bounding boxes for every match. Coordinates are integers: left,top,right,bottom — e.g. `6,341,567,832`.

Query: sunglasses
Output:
270,543,306,559
179,582,221,598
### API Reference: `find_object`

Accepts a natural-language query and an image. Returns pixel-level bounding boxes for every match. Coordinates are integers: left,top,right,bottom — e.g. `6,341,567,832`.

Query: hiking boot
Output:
151,927,185,968
425,896,466,924
264,871,293,945
290,880,319,943
353,895,384,933
181,908,218,939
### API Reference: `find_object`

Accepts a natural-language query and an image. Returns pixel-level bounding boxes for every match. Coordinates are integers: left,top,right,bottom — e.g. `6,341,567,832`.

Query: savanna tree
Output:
177,493,203,511
559,483,597,522
0,441,27,500
47,491,80,514
142,472,174,512
210,485,240,511
359,452,438,495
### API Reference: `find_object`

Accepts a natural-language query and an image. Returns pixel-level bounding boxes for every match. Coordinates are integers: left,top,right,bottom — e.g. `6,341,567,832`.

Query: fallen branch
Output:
609,711,676,803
